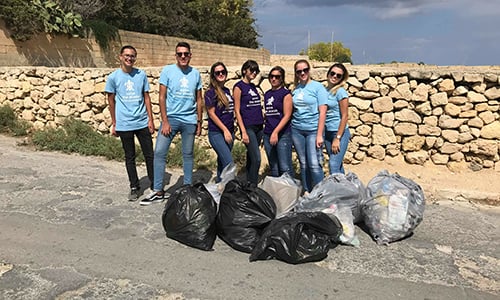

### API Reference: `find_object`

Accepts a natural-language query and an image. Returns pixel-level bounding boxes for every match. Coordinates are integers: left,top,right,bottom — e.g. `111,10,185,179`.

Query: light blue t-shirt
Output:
325,87,349,132
291,80,328,131
159,64,202,124
105,68,150,131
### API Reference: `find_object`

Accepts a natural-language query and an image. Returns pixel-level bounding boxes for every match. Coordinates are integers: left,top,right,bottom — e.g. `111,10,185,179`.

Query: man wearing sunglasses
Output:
141,42,203,205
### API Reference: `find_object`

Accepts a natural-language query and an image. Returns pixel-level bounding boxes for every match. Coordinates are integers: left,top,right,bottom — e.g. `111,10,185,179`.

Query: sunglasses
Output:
176,52,191,58
329,71,343,79
295,67,310,75
269,74,282,80
214,70,227,76
249,68,260,75
123,54,136,59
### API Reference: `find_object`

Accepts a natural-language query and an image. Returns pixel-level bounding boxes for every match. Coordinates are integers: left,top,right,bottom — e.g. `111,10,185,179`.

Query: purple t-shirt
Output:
264,87,291,135
204,86,234,133
234,80,264,126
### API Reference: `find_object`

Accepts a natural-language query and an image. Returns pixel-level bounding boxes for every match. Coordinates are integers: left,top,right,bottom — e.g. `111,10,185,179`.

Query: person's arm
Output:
196,89,203,136
107,93,117,136
144,91,155,133
316,104,327,148
270,93,293,145
158,84,171,136
233,86,249,144
207,106,233,143
331,97,349,153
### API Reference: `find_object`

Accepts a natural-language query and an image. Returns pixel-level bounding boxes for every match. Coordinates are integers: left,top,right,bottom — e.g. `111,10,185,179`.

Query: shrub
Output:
166,136,216,170
0,105,31,136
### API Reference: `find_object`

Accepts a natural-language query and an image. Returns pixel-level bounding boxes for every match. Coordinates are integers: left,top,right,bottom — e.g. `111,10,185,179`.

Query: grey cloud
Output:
283,0,429,9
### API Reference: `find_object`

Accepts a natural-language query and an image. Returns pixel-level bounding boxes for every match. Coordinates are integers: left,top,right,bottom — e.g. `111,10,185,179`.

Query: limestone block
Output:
471,127,481,138
394,122,418,136
431,153,449,165
355,91,380,99
386,144,400,156
97,122,109,133
440,142,462,154
471,139,498,156
393,100,409,109
452,86,468,96
354,150,366,161
381,112,394,127
480,121,500,139
360,113,380,124
397,76,408,84
444,103,461,116
43,86,54,99
62,78,80,90
347,77,362,88
423,115,438,126
449,152,465,161
94,82,106,93
389,83,412,100
351,135,371,146
475,103,489,112
355,124,371,136
430,78,442,87
463,73,483,83
438,78,455,93
32,120,45,130
467,91,487,103
349,97,371,110
80,80,95,96
382,76,398,88
459,124,470,133
372,96,393,113
411,83,429,102
458,110,477,118
80,110,94,122
89,93,107,109
483,160,495,168
347,142,359,153
55,104,72,117
472,82,486,94
21,110,34,121
348,119,362,127
442,129,459,143
343,151,354,164
75,102,89,113
395,108,422,123
458,132,474,143
402,136,425,151
430,92,448,106
405,150,429,165
362,77,379,92
461,102,474,111
23,97,34,109
367,145,386,160
479,111,495,124
372,124,396,145
484,73,498,83
356,70,370,81
63,89,82,103
379,84,390,96
439,115,465,129
425,136,437,148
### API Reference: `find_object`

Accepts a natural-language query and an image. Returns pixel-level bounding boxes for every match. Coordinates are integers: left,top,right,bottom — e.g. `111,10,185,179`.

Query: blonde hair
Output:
293,59,311,90
326,63,349,95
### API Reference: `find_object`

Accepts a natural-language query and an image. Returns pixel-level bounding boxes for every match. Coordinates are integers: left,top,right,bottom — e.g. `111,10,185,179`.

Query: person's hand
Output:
148,119,155,134
196,123,202,136
316,135,324,149
161,120,171,136
270,132,278,145
111,124,118,137
332,138,340,154
223,130,233,144
241,132,249,144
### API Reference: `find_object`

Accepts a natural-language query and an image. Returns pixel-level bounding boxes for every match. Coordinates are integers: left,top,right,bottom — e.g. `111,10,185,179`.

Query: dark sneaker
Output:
128,187,140,201
140,191,164,206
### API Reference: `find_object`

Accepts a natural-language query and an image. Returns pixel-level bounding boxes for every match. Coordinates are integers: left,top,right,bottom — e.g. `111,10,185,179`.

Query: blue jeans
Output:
117,127,154,189
153,118,196,190
324,128,351,175
244,125,263,185
208,130,234,183
291,128,324,192
263,132,293,178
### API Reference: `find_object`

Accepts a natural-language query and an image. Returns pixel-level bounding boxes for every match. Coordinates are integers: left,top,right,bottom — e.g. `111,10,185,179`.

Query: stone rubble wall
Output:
0,64,499,171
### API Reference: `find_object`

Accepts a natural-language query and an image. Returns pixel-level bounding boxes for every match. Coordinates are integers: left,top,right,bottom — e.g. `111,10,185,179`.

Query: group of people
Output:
105,42,351,206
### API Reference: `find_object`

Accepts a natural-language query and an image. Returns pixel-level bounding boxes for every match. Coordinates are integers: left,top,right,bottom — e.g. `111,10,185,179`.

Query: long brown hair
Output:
208,62,229,108
326,63,349,94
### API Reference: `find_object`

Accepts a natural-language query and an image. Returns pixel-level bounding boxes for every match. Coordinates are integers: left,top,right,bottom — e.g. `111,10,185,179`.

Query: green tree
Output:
300,41,353,63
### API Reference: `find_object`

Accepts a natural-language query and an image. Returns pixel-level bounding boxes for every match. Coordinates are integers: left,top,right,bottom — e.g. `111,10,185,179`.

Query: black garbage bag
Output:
162,183,217,251
249,211,343,264
216,179,277,253
361,170,425,245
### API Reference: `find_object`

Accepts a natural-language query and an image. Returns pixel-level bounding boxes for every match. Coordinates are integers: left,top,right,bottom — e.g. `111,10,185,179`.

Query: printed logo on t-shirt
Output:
296,91,304,101
125,80,134,91
266,96,275,106
180,76,189,88
248,89,258,97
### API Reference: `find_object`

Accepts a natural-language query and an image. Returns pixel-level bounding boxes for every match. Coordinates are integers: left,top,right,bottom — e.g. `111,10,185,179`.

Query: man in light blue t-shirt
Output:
141,41,203,205
105,45,155,201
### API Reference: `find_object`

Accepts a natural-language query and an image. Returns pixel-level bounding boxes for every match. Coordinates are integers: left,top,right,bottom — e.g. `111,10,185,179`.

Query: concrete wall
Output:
1,64,499,171
0,20,270,68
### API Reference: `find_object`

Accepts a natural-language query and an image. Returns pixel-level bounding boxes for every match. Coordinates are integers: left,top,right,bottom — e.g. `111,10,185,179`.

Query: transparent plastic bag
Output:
259,173,301,216
361,170,425,245
204,162,237,205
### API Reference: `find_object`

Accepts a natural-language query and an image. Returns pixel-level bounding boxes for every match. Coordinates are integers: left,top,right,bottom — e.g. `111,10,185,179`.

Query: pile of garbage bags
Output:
162,166,426,264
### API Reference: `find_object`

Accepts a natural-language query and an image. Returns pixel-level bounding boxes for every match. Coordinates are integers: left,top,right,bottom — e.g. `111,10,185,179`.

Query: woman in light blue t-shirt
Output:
291,59,328,193
324,63,351,174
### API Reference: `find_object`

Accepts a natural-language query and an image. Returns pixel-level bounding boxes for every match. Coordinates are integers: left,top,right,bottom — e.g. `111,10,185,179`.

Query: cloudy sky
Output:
252,0,500,66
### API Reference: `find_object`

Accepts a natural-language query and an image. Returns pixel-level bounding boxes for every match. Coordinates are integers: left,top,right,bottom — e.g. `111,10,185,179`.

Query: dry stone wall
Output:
1,64,499,171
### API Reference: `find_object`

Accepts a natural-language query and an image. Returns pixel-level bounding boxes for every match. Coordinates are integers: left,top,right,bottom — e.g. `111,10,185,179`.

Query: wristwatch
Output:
336,134,342,140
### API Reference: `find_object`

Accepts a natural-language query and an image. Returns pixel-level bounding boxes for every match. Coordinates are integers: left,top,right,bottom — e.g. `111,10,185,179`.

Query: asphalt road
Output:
0,135,498,300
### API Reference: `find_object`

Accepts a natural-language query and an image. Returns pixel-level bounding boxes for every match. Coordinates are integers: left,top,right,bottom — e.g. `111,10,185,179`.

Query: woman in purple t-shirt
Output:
205,62,235,182
263,66,293,178
233,60,264,185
